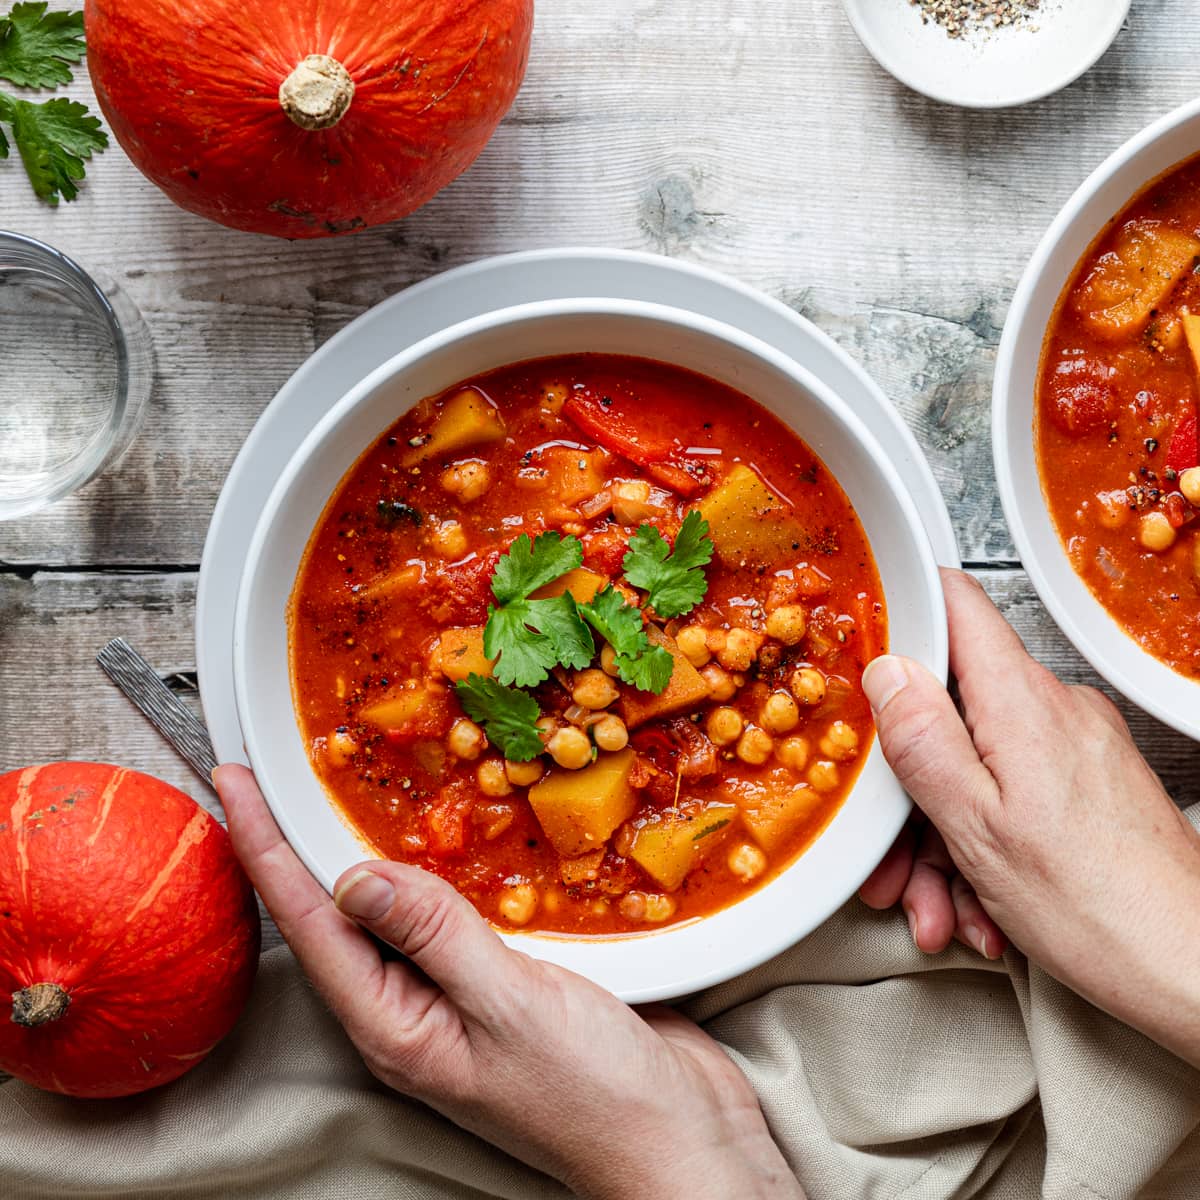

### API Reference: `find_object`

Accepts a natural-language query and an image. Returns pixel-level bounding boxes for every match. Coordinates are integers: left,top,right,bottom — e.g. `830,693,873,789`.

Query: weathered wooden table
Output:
2,1,1197,968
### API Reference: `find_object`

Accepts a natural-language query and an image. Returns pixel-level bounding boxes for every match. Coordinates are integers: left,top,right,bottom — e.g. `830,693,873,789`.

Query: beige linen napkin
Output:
3,826,1199,1199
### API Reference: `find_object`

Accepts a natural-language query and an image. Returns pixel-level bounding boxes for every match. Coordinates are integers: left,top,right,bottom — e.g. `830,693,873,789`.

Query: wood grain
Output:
2,3,1199,568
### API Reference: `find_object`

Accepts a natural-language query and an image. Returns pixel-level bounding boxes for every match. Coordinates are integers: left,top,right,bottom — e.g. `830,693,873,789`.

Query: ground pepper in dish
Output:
910,0,1042,39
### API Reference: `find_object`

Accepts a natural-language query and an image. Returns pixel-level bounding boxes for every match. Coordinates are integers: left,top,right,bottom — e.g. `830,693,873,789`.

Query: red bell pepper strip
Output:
1166,411,1197,485
562,395,710,497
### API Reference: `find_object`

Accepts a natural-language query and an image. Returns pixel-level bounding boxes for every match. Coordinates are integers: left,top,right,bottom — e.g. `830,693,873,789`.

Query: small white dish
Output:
197,249,959,769
994,97,1200,744
232,298,949,1003
841,0,1131,109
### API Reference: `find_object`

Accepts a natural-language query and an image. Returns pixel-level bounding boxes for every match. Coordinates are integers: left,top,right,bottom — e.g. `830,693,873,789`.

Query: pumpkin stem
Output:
279,54,355,131
11,982,70,1028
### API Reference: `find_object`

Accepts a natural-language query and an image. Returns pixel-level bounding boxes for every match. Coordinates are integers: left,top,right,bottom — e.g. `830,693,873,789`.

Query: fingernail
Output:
905,906,921,946
334,869,395,920
965,923,985,956
862,656,908,714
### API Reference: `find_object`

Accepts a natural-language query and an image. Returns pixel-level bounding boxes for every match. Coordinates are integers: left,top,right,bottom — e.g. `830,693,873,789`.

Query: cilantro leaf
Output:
3,94,106,203
454,675,544,762
483,604,560,688
622,511,713,619
0,3,85,89
578,585,648,659
491,532,582,606
615,642,673,694
525,594,594,671
578,585,673,694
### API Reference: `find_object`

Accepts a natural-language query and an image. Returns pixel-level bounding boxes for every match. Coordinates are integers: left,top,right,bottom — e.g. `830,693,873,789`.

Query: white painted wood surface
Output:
1,0,1198,971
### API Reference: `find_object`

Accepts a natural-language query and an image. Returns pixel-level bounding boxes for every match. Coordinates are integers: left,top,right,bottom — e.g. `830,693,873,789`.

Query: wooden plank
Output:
2,5,1199,568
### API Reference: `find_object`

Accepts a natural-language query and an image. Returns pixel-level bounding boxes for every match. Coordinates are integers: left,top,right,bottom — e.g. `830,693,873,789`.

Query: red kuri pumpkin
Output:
0,762,260,1098
84,0,534,237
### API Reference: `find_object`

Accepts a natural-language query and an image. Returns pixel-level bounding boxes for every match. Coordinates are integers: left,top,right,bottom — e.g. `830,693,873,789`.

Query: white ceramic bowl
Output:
994,98,1200,743
234,298,948,1002
842,0,1130,109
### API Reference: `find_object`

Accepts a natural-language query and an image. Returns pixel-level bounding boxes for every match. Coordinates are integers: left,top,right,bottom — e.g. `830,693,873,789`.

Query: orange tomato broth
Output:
289,353,886,935
1036,154,1200,680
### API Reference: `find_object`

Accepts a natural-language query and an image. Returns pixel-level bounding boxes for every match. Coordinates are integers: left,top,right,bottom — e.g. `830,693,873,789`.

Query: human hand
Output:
857,568,1200,1066
214,765,803,1200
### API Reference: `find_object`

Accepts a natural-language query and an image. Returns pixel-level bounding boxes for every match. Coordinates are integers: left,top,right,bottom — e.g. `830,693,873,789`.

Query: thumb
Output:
333,860,518,1020
862,655,998,829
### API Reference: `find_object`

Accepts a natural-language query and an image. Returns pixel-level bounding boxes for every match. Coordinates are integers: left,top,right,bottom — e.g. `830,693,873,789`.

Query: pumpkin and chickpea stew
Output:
1038,154,1200,678
289,354,886,935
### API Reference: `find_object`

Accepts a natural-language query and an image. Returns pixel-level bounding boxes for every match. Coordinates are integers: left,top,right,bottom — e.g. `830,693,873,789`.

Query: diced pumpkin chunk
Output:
560,848,605,886
404,388,506,464
529,567,607,605
698,464,808,567
515,446,609,507
720,772,825,852
360,684,453,744
528,748,636,857
630,803,737,890
358,563,423,602
1182,312,1200,382
1072,220,1200,340
433,626,494,682
618,626,711,728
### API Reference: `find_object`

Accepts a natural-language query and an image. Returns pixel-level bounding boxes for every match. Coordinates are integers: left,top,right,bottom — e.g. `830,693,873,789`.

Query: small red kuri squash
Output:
84,0,534,237
0,762,260,1098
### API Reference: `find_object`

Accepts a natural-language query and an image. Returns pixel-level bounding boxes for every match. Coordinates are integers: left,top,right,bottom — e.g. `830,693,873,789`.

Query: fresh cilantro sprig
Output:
0,4,107,204
578,585,673,694
483,533,596,687
454,675,544,762
622,511,713,619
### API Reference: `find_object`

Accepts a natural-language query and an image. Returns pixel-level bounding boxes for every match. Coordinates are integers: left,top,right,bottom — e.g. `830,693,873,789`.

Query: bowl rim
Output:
993,96,1200,742
840,0,1131,110
234,295,949,1001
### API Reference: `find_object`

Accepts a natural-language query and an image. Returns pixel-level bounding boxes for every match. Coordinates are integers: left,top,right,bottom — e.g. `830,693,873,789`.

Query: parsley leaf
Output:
484,533,595,687
454,675,544,762
491,532,582,606
0,3,85,89
0,92,106,203
622,511,713,619
578,584,673,694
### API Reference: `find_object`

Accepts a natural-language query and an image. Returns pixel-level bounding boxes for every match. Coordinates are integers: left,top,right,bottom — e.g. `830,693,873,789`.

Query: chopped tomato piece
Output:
1044,358,1117,437
1166,412,1197,482
382,690,454,746
425,784,475,857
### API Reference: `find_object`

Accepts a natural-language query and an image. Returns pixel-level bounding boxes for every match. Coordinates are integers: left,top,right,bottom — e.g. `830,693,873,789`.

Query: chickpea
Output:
572,668,620,710
717,628,762,673
535,715,561,739
736,725,774,766
700,662,737,702
429,519,468,559
497,883,539,926
548,726,592,770
447,718,487,760
727,842,767,882
790,666,827,707
1138,510,1176,553
760,690,800,734
819,720,860,762
807,760,840,792
477,758,513,797
676,624,711,668
705,628,728,654
326,728,357,767
621,891,676,922
440,460,490,503
1181,466,1200,508
765,604,807,646
600,643,621,677
1094,490,1132,531
775,735,810,771
706,706,744,746
593,714,629,752
504,758,544,787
